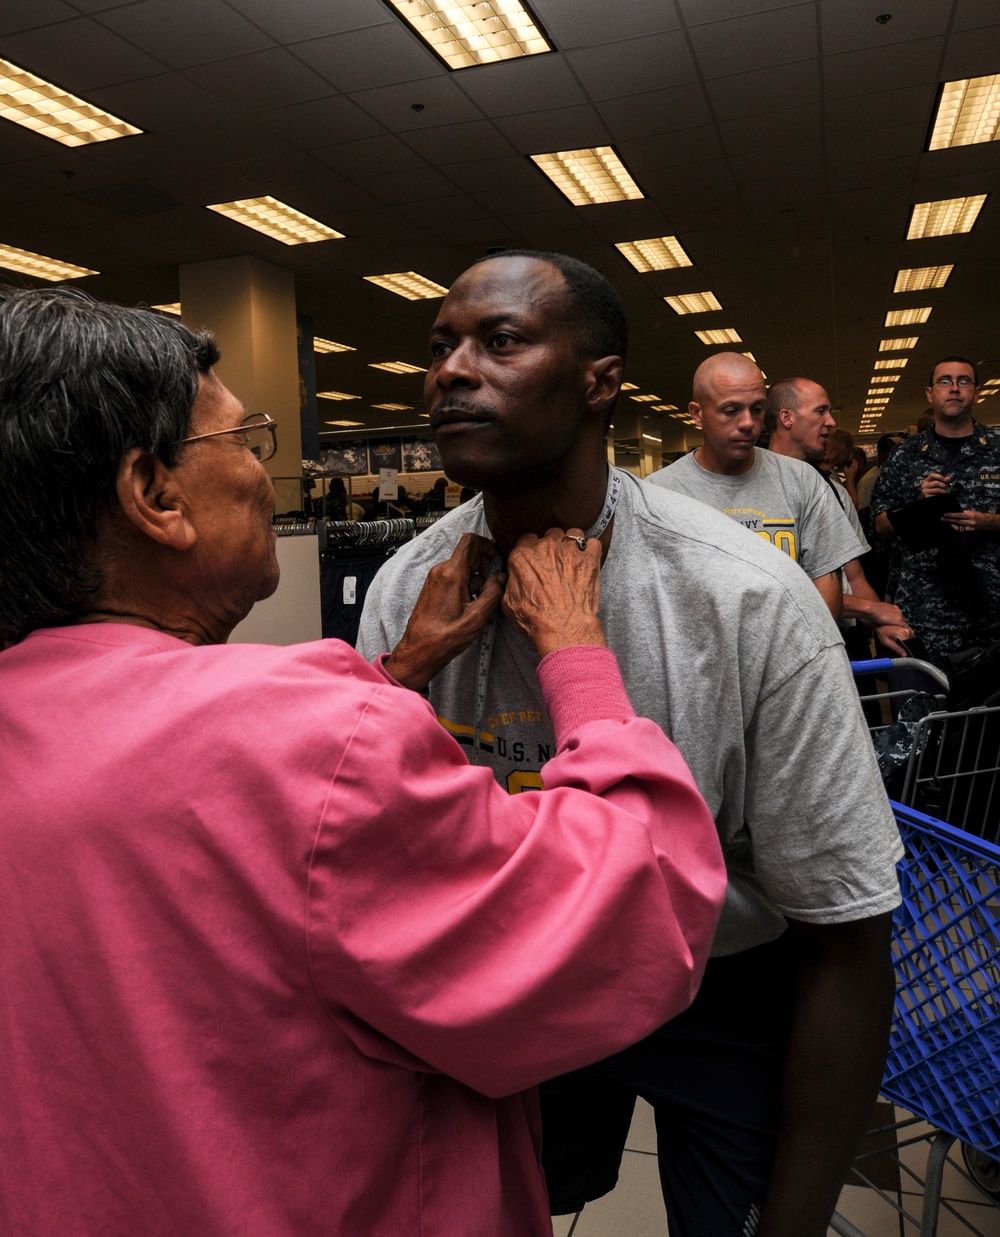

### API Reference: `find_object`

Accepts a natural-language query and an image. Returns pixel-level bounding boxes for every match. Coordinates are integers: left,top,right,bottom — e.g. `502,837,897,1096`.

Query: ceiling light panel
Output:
870,375,898,384
363,271,448,299
629,393,659,402
0,242,97,280
531,147,643,206
880,337,919,352
929,76,1000,150
695,328,742,345
207,197,343,244
906,195,987,239
385,0,551,71
372,403,413,411
314,337,355,353
318,390,361,400
620,382,639,390
0,56,141,146
369,360,427,374
615,235,693,272
885,307,933,327
325,419,364,426
652,404,678,411
893,265,954,293
151,303,181,315
867,387,894,397
664,291,723,315
874,358,908,370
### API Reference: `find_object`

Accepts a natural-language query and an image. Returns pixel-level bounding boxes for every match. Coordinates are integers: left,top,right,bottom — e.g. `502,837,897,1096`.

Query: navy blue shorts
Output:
540,933,798,1237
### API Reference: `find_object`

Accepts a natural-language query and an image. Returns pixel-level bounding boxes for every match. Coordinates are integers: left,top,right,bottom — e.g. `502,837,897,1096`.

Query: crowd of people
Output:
1,247,996,1237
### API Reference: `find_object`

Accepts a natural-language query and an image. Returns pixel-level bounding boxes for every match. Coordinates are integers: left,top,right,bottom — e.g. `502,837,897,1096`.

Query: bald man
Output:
648,353,861,621
767,377,913,656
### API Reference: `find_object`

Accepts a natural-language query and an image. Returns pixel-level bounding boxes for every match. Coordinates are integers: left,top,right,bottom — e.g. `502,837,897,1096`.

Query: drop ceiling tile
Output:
158,120,292,165
823,38,945,99
639,157,737,201
532,0,681,47
823,85,936,136
314,133,427,178
445,155,548,194
941,23,1000,78
916,144,1000,182
497,207,607,249
425,218,520,249
357,165,457,205
0,120,68,163
495,105,612,153
87,133,197,179
96,0,274,68
404,120,517,164
257,95,387,148
292,24,442,92
705,59,819,120
677,0,806,27
827,122,926,163
688,4,816,77
824,155,921,193
1,17,167,89
349,77,485,131
183,49,335,110
472,182,564,214
566,30,699,101
820,0,949,55
86,72,231,131
395,193,495,226
0,173,47,205
228,152,345,195
226,0,391,43
452,55,588,116
0,0,77,33
619,124,724,172
583,201,674,242
719,103,820,153
596,82,712,141
954,0,1000,31
3,148,126,192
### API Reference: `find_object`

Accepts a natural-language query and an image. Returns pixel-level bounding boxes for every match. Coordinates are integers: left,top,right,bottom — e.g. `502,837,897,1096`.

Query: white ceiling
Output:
1,0,999,438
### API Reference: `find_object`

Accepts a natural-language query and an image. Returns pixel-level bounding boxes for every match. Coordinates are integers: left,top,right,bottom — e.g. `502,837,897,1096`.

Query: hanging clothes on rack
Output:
319,519,415,646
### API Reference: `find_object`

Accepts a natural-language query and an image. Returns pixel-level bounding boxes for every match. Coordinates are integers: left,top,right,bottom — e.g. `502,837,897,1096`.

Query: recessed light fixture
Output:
867,396,890,404
874,358,908,370
664,291,722,315
206,196,344,245
324,419,364,427
879,337,919,352
0,242,97,280
620,382,639,390
531,147,643,206
363,271,448,299
984,379,1000,388
318,391,361,400
652,404,678,411
885,307,933,327
629,394,659,402
314,337,355,354
929,76,1000,150
742,352,758,363
151,303,181,315
642,433,662,443
0,56,142,146
615,236,693,272
906,195,987,239
372,403,413,411
870,375,898,384
384,0,551,71
369,361,427,374
695,328,742,345
893,265,954,293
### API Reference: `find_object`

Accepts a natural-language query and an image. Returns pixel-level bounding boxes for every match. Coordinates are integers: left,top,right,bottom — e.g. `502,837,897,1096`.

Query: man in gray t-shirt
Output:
357,250,900,1237
648,352,860,624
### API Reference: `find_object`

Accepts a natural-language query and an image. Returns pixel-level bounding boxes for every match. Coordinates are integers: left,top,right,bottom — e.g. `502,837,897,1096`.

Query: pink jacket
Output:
0,624,724,1235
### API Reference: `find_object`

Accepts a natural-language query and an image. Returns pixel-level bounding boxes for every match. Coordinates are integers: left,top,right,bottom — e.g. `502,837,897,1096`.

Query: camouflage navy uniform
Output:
871,421,1000,667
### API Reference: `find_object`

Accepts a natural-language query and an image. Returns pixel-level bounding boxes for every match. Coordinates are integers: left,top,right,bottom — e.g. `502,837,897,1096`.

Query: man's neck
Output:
933,415,974,440
481,460,612,559
693,445,756,476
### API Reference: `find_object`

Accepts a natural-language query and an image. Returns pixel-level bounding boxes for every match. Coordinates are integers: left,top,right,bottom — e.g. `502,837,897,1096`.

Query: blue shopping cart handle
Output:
850,658,895,673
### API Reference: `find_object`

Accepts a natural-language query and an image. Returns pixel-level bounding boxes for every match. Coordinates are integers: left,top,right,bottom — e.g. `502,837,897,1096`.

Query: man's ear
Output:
779,406,795,430
688,400,703,428
586,355,624,416
115,447,196,551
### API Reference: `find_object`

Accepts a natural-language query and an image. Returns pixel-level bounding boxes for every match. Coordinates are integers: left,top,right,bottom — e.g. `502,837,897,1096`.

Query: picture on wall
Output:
368,438,402,474
318,442,368,475
402,437,443,472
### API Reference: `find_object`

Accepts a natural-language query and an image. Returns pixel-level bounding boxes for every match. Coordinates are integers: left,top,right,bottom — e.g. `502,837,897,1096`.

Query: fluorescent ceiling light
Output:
695,328,742,345
870,375,898,384
206,196,344,245
879,337,919,352
984,379,1000,387
314,337,355,353
906,195,987,239
615,235,693,272
884,307,932,327
867,388,893,398
369,361,427,374
664,291,722,315
642,433,662,443
372,403,413,411
151,303,181,315
629,394,659,402
929,76,1000,150
893,265,954,293
874,358,908,370
363,271,448,299
531,147,643,206
867,396,890,404
0,242,97,280
324,419,364,426
318,391,361,400
620,382,639,390
385,0,550,71
652,404,678,411
0,56,141,146
742,352,758,363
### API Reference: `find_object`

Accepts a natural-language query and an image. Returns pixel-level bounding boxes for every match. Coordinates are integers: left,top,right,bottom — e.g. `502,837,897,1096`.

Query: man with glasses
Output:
872,356,1000,667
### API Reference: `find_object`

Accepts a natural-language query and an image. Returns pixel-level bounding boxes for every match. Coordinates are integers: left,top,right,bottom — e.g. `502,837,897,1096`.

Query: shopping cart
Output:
828,665,1000,1235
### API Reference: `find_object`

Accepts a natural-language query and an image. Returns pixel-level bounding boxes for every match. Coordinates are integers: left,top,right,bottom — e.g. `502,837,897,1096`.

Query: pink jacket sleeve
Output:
307,646,726,1097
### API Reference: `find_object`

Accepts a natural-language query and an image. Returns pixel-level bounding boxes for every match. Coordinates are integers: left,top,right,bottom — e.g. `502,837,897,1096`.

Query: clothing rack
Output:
318,519,415,646
319,518,415,553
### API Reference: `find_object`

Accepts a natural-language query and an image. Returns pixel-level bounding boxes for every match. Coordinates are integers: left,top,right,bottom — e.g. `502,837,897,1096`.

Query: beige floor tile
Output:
570,1149,668,1236
550,1213,576,1237
625,1097,657,1155
830,1183,919,1235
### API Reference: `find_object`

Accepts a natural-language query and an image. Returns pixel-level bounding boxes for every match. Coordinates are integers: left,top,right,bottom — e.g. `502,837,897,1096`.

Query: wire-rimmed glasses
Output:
180,412,277,462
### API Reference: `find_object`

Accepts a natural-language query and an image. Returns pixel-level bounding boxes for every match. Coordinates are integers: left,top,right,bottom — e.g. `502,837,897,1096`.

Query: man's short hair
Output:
0,286,219,643
473,249,628,362
929,355,978,386
763,378,804,433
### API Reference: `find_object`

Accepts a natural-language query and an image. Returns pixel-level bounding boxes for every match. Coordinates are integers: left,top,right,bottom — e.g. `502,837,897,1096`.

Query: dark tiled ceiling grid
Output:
1,0,999,440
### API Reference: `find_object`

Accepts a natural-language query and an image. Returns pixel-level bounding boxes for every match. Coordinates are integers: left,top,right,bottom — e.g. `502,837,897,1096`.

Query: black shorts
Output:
540,933,798,1237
